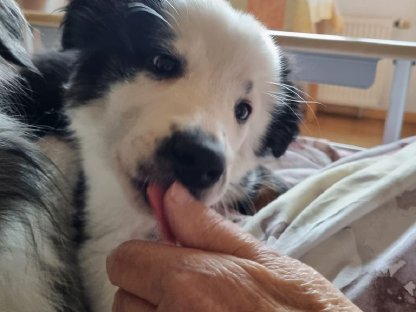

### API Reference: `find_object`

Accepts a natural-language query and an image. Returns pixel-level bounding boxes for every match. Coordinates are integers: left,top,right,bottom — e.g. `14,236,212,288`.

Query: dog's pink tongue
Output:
146,183,176,243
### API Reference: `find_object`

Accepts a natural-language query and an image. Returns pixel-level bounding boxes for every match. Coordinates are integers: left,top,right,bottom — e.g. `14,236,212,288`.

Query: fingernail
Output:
106,249,116,269
167,182,193,205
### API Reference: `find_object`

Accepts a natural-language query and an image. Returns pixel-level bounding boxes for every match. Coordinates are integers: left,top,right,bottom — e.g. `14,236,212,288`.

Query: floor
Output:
301,112,416,148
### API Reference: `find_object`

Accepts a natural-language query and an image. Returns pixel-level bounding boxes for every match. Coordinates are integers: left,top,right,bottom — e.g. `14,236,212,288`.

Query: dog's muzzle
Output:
157,129,225,190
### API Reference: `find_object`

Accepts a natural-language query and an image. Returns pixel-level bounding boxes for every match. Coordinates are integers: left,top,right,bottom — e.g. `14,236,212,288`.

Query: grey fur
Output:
0,0,88,310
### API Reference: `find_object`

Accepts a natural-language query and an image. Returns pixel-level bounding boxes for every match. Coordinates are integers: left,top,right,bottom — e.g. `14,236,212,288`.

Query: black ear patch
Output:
235,166,288,215
0,0,34,69
62,0,118,50
62,0,165,51
61,0,176,104
257,55,302,158
13,51,77,137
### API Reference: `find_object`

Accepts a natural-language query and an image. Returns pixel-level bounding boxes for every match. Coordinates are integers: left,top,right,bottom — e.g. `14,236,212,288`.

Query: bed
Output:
241,136,416,311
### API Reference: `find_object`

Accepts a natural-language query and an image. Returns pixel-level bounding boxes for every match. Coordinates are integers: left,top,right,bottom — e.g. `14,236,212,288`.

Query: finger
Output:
113,289,156,312
163,182,277,263
107,240,204,305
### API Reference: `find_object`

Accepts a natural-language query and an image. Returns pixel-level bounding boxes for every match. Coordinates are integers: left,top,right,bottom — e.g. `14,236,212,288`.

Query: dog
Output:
0,1,87,311
0,0,300,311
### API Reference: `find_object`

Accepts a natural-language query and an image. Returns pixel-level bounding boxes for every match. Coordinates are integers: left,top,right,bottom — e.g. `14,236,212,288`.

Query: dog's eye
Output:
235,101,252,123
152,54,179,76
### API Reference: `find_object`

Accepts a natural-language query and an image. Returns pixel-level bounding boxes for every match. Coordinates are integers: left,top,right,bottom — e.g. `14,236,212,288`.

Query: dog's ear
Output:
0,0,33,69
61,0,164,50
61,0,116,50
257,55,301,158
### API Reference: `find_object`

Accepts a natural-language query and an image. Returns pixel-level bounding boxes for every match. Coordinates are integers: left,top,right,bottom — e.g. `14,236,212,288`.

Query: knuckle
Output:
198,217,228,246
163,261,205,293
106,240,138,283
164,269,194,291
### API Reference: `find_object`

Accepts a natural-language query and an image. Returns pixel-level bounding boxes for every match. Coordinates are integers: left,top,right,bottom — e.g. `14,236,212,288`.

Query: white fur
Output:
0,210,63,312
67,1,283,311
69,103,158,310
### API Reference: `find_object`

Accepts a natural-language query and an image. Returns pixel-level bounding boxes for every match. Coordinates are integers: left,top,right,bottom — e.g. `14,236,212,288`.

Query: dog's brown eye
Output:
235,101,252,123
152,54,178,74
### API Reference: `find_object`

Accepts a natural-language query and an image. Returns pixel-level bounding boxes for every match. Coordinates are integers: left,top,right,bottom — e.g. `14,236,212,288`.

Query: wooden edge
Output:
24,11,63,27
271,31,416,60
22,16,416,60
318,104,416,124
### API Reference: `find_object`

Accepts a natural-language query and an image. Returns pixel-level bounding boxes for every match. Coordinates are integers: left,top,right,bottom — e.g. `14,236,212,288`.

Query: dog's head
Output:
63,0,300,209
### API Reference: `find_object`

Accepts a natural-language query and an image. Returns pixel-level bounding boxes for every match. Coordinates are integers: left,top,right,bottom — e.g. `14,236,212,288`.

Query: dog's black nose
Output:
158,130,225,189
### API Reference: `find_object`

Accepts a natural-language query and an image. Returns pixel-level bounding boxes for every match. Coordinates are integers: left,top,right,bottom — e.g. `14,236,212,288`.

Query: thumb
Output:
163,182,276,262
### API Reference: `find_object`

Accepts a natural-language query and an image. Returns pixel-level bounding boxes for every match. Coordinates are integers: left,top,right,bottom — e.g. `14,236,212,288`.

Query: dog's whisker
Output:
265,92,313,123
163,9,179,28
269,82,319,114
266,94,304,123
266,92,321,105
163,0,179,20
274,93,320,108
275,86,309,105
268,81,313,99
266,82,311,104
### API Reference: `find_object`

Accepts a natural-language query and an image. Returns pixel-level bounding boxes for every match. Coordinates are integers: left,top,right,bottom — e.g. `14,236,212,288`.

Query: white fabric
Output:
244,141,416,291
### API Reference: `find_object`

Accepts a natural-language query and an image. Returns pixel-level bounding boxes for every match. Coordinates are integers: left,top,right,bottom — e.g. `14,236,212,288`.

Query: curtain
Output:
230,0,343,33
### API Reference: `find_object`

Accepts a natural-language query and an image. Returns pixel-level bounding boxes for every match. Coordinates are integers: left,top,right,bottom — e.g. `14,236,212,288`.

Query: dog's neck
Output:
70,111,157,246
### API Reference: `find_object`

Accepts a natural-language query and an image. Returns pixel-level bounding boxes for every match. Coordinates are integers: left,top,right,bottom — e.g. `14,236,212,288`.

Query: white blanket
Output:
244,137,416,311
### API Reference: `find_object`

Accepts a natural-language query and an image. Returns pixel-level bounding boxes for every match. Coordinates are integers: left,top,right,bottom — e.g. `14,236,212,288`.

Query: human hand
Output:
107,182,361,311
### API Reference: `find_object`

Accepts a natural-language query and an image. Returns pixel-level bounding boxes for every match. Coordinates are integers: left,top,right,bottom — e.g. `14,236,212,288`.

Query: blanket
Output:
245,137,416,311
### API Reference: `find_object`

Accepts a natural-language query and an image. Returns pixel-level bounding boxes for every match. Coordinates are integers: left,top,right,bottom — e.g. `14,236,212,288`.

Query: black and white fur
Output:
0,0,301,311
0,1,86,311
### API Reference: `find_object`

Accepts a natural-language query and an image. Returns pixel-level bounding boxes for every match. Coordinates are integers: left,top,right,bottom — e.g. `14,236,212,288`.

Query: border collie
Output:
0,1,86,311
0,0,300,311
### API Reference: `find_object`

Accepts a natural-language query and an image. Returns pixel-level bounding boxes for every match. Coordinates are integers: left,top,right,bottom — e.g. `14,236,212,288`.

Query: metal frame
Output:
272,31,416,144
383,60,414,143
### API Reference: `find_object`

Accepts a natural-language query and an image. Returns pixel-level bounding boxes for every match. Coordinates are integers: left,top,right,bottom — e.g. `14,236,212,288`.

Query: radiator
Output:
317,17,394,108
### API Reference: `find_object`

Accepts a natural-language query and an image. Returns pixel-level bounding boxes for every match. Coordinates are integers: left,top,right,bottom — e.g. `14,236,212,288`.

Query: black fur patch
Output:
0,122,59,226
62,0,179,104
235,166,288,215
0,116,89,312
1,0,74,138
257,54,301,158
0,1,88,309
72,170,88,246
8,51,77,137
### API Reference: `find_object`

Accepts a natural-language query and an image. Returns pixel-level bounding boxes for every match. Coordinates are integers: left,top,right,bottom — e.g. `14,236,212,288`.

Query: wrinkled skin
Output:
107,183,361,312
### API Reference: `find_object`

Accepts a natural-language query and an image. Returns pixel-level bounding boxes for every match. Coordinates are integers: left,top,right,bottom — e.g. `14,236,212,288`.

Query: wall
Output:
336,0,416,40
336,0,416,112
229,0,248,10
45,0,66,12
17,0,66,12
